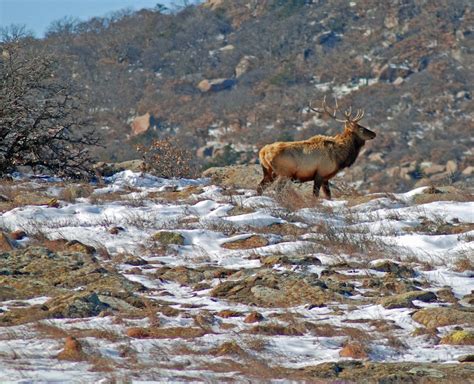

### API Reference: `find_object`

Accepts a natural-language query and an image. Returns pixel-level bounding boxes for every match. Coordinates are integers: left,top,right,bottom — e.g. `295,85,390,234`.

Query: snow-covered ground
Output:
0,171,472,382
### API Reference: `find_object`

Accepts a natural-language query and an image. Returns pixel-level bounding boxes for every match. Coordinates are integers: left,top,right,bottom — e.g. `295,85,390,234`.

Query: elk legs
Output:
313,175,331,199
322,180,331,199
257,166,275,195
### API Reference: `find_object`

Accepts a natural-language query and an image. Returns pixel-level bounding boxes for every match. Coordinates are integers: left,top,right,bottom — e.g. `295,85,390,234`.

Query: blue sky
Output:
0,0,189,38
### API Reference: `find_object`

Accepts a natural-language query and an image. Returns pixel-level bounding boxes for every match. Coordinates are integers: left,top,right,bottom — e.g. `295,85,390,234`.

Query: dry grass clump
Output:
217,309,243,318
273,181,320,211
310,220,394,258
57,336,87,361
201,354,278,382
453,256,474,272
412,188,473,204
248,322,305,336
221,235,269,250
252,222,307,237
126,326,206,339
345,193,397,207
211,340,247,356
148,185,204,202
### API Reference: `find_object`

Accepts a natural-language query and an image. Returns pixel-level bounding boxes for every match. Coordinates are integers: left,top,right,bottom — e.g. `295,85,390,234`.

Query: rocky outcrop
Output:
211,269,337,307
412,307,474,328
0,246,147,325
235,55,256,78
131,113,152,136
202,164,262,189
197,78,235,92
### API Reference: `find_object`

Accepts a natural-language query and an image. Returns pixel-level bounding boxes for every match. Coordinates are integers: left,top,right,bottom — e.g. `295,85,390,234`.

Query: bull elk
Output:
257,97,376,199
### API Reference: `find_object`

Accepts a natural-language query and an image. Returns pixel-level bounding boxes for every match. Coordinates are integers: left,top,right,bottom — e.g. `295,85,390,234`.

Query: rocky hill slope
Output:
0,170,472,382
11,0,474,192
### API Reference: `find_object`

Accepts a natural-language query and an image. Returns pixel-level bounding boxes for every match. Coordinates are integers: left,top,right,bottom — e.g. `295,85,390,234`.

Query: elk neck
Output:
333,128,366,169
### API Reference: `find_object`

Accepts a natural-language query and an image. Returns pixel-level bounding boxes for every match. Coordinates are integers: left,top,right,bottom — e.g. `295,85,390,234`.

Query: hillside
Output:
27,0,473,193
0,171,472,382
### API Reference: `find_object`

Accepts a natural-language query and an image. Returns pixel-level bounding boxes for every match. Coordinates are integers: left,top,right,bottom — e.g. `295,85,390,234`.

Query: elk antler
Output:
308,96,346,123
310,96,365,123
344,106,365,122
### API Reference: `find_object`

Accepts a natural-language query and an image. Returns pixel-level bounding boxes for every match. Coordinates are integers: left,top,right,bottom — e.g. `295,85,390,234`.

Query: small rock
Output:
152,231,185,246
384,15,399,29
244,311,264,323
407,367,444,378
423,164,445,176
235,55,256,78
62,292,110,318
130,113,152,136
197,78,235,92
219,44,235,52
379,291,437,309
161,185,178,192
0,232,15,251
458,354,474,362
393,76,404,86
47,198,60,208
66,240,95,255
217,309,242,318
57,336,86,361
109,226,125,235
430,172,449,182
446,160,458,174
212,341,246,356
194,312,217,329
339,342,368,359
441,330,474,345
412,307,474,328
461,166,474,176
124,256,148,266
10,230,27,240
372,260,416,278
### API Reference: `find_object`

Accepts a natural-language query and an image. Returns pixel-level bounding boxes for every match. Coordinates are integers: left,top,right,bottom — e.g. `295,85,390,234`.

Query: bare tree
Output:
0,30,99,178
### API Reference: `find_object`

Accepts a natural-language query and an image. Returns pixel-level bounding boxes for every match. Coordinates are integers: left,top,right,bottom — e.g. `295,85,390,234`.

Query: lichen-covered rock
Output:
151,231,185,246
412,307,474,328
154,265,235,286
47,292,110,318
211,269,334,307
372,260,416,278
441,330,474,345
378,291,437,309
0,246,147,324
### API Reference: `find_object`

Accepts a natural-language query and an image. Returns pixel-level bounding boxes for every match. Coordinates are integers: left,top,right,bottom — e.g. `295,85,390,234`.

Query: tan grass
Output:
126,326,206,339
221,235,269,250
453,256,474,272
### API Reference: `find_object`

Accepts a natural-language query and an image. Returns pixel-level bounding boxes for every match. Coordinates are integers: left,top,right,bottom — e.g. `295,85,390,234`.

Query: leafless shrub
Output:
0,38,99,178
137,138,200,179
453,255,474,272
273,181,320,211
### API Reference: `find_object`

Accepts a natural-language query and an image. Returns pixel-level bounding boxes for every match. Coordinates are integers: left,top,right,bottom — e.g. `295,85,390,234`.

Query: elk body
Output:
257,98,376,199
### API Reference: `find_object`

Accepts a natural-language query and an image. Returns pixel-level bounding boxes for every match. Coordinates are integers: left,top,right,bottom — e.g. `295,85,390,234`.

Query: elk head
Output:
309,96,376,141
